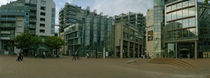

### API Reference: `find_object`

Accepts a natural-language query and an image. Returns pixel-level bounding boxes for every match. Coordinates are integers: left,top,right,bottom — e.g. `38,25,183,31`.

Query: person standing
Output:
86,52,89,59
43,52,46,59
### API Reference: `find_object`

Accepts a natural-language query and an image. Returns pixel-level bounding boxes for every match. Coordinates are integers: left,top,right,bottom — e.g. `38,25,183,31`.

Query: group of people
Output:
16,52,24,62
72,52,90,61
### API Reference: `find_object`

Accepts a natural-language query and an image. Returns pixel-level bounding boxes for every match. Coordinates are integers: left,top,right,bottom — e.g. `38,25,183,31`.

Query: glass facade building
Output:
60,3,114,57
153,0,165,57
164,0,210,58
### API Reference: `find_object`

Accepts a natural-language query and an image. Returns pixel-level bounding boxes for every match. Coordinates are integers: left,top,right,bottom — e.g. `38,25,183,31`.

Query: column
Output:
120,39,123,58
176,42,178,58
137,44,140,58
127,42,130,57
133,43,136,58
195,40,197,60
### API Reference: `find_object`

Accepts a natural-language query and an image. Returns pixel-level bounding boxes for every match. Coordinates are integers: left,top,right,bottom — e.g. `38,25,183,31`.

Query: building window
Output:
189,7,195,16
189,0,195,6
177,2,182,9
41,6,46,10
183,1,189,8
40,29,45,33
40,12,45,16
40,18,45,21
40,24,45,27
147,31,153,41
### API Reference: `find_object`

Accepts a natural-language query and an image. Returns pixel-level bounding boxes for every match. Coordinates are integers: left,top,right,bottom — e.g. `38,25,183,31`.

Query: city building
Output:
114,12,146,56
164,0,210,59
113,22,143,58
59,3,114,57
0,0,56,54
145,9,155,58
153,0,165,58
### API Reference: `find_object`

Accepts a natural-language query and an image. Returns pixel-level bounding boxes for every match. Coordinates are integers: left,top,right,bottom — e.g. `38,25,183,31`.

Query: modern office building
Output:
59,3,114,57
0,0,56,54
164,0,210,59
146,9,155,58
114,12,146,56
153,0,165,57
113,22,143,58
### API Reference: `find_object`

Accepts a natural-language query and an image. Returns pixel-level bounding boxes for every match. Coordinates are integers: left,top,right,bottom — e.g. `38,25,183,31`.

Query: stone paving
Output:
0,55,209,78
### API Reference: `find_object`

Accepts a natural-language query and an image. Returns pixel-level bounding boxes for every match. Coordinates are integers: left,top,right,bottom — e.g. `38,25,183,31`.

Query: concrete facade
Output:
146,9,155,58
0,0,55,54
114,22,143,58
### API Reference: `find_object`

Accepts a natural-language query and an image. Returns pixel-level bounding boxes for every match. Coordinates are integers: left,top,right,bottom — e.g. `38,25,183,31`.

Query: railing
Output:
0,31,11,34
0,24,16,27
0,18,16,21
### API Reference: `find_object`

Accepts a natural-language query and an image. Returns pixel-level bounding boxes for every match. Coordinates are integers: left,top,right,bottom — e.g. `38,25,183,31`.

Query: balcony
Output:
29,25,36,29
0,36,14,40
0,18,16,21
30,13,36,17
0,23,16,29
29,19,37,23
29,31,36,35
30,7,37,11
0,31,11,34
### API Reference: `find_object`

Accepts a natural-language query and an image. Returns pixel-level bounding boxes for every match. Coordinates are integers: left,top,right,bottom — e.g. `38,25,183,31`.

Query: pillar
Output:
176,42,178,58
133,43,136,58
120,40,123,58
195,40,197,60
137,44,140,58
127,42,130,57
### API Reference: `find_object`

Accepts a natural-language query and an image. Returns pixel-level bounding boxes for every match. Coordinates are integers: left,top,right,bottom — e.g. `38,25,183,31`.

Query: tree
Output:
30,36,43,52
45,36,65,57
14,33,42,55
14,33,33,53
204,0,209,4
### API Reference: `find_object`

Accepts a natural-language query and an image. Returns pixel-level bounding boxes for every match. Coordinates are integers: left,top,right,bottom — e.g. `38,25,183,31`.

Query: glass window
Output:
183,1,189,7
189,0,195,6
177,30,182,38
177,2,182,9
172,12,176,20
189,28,196,37
183,29,188,37
189,7,195,16
177,10,182,18
183,9,188,17
183,19,189,28
172,5,176,10
189,18,196,27
167,14,171,21
167,6,171,12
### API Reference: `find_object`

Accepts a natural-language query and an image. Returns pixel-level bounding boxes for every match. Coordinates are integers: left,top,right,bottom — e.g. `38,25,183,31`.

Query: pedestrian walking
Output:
72,53,76,61
76,52,80,60
16,53,21,61
20,52,23,61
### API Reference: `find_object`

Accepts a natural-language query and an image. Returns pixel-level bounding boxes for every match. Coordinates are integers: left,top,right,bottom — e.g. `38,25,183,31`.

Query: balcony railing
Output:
0,31,11,34
0,18,16,21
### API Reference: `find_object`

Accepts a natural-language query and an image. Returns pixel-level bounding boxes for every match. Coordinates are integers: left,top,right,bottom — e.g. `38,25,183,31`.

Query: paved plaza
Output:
0,55,210,78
